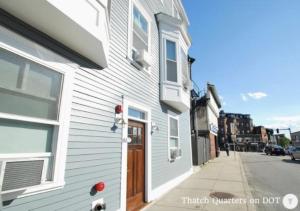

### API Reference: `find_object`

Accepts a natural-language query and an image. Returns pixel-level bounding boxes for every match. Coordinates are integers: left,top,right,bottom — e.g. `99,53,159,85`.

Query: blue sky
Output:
183,0,300,133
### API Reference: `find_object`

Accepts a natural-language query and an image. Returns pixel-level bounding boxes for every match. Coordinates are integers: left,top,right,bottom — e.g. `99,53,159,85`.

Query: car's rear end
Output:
291,147,300,160
272,146,285,155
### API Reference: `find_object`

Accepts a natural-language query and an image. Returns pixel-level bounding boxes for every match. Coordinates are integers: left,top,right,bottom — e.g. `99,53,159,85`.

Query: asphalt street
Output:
240,152,300,211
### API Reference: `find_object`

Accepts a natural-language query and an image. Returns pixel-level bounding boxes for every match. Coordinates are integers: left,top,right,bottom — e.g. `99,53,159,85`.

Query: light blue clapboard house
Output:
0,0,193,210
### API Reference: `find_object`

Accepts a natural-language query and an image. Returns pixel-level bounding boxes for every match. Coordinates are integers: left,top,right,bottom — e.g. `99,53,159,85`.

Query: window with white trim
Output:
166,40,177,82
129,1,151,70
128,107,146,120
169,116,181,160
0,46,69,196
133,6,148,53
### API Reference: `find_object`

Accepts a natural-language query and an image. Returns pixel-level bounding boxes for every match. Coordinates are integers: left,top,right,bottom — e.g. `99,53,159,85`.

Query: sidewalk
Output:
144,151,256,211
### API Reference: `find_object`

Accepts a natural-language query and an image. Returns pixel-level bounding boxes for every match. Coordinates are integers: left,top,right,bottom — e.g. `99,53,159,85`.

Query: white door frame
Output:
120,98,152,211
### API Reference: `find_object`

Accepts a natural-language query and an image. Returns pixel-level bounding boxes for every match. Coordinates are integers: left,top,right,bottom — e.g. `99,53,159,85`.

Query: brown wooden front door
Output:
127,120,145,211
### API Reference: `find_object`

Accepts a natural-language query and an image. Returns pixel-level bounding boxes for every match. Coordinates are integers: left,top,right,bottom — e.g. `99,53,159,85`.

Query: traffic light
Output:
276,128,279,133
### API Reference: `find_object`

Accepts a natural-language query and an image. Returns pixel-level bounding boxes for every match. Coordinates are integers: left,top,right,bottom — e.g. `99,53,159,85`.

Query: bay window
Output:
133,6,149,54
157,12,191,112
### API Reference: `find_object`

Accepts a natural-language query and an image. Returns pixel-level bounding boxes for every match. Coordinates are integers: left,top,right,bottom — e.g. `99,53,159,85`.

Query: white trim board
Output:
149,168,193,202
120,97,152,211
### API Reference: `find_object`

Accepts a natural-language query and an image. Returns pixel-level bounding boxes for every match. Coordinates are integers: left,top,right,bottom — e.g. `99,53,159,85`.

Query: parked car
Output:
285,146,296,155
265,145,285,156
290,147,300,160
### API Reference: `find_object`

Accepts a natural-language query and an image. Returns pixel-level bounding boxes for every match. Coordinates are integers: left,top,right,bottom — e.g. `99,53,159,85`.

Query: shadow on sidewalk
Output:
282,159,300,164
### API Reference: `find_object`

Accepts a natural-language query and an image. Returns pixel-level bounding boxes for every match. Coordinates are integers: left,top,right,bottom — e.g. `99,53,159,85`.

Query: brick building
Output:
291,131,300,146
253,126,269,143
218,111,253,145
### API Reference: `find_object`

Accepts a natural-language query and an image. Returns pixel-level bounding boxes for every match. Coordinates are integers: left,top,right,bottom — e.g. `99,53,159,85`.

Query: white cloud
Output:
240,92,267,102
241,94,248,102
264,115,300,132
247,92,267,100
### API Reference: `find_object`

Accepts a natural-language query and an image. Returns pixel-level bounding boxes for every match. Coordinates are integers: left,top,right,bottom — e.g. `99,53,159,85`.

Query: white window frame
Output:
127,0,152,73
165,39,178,83
0,25,73,200
168,114,181,161
164,36,180,84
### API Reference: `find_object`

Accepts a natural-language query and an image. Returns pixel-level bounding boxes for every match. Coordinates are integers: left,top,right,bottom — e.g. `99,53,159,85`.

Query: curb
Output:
237,152,257,211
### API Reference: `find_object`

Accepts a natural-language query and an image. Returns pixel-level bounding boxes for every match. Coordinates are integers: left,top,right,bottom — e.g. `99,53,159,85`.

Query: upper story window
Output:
156,11,191,112
129,1,152,70
166,40,177,82
133,6,148,53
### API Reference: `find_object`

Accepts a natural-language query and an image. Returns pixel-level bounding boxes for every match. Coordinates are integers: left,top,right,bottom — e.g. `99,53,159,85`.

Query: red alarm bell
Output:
115,105,123,114
95,182,105,192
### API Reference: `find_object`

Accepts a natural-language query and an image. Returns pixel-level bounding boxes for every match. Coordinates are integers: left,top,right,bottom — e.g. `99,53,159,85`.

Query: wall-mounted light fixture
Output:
151,122,159,133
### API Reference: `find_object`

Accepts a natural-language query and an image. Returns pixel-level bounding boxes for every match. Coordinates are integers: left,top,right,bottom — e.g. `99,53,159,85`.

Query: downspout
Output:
205,93,211,159
188,56,196,164
188,56,196,133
